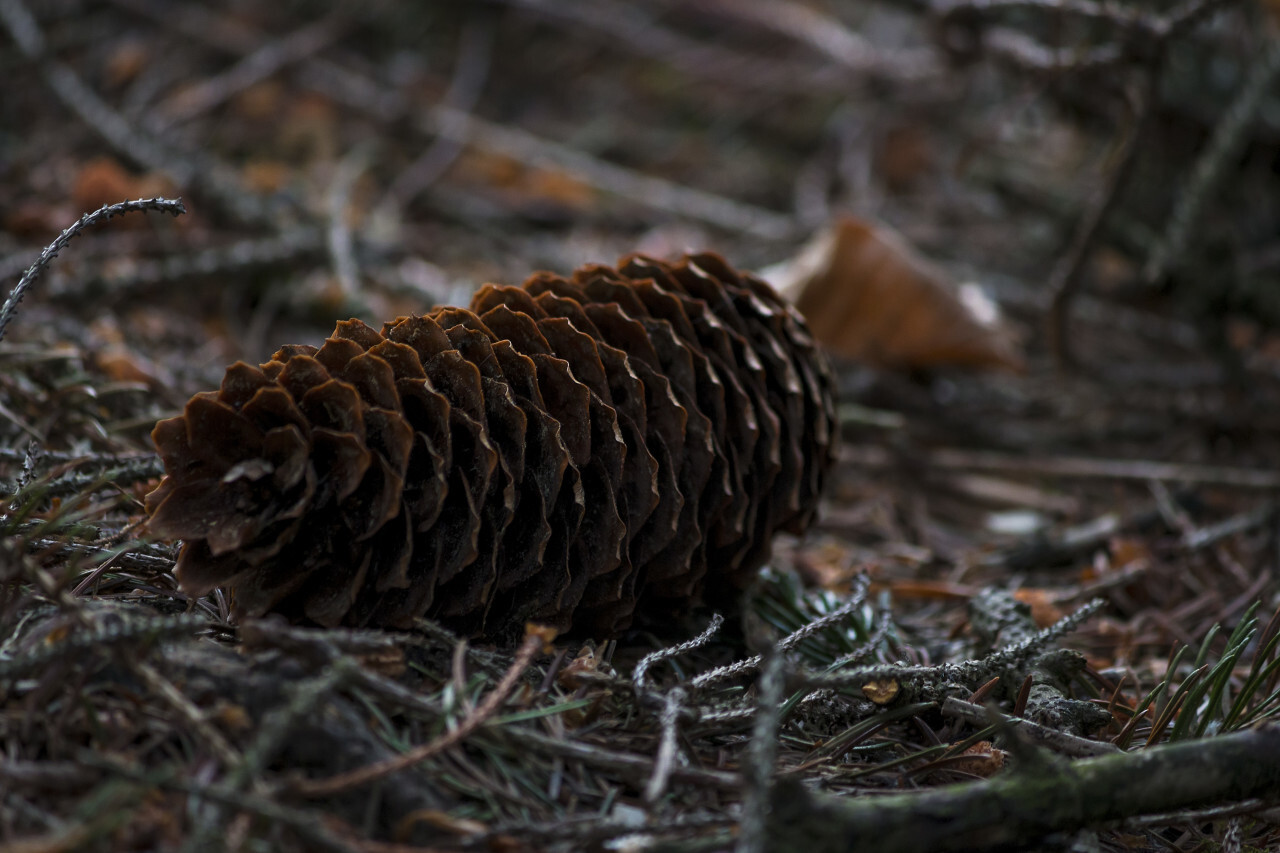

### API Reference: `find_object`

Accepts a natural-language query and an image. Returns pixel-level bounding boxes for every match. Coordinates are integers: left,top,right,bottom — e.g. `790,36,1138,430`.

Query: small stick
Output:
692,574,870,690
131,660,242,767
326,146,370,299
634,612,724,695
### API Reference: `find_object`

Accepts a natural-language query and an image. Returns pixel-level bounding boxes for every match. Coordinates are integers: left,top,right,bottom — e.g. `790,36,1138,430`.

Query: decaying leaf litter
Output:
4,1,1280,851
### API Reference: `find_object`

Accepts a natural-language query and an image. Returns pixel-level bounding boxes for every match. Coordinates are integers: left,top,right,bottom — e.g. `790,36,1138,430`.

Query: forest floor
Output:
4,1,1280,851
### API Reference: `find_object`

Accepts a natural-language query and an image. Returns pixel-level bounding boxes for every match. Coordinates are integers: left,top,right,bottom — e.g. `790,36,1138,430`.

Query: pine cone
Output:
145,253,837,639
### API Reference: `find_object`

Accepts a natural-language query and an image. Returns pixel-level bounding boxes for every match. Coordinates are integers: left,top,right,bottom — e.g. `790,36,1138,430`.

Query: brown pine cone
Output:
145,253,837,639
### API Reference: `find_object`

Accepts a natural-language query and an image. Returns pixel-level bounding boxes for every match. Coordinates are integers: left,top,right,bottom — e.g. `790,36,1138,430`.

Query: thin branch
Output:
692,574,870,690
0,611,207,681
0,0,278,225
940,697,1119,758
697,0,938,79
0,198,186,344
47,227,323,301
130,660,242,767
326,146,371,299
79,753,361,853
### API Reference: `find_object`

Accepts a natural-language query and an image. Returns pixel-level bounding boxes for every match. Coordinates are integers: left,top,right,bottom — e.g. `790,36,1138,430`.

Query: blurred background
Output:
2,0,1275,380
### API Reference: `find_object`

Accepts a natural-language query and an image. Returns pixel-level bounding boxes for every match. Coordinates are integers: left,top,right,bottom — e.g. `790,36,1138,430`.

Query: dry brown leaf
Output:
950,741,1007,776
1012,587,1064,628
241,160,292,194
88,317,161,385
231,80,286,121
455,150,595,211
766,216,1025,372
357,647,407,679
525,622,560,652
557,645,601,690
93,350,158,385
73,158,171,217
1108,537,1153,571
212,702,253,732
3,201,75,238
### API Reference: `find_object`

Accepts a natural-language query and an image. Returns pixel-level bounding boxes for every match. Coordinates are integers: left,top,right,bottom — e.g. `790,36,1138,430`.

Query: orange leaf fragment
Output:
768,216,1025,372
861,677,900,705
393,809,487,842
525,622,560,653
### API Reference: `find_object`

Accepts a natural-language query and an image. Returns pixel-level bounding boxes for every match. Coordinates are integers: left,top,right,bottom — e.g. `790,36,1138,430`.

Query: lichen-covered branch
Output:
766,723,1280,853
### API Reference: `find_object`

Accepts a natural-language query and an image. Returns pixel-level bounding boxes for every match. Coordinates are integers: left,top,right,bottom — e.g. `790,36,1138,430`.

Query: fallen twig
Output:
841,444,1280,489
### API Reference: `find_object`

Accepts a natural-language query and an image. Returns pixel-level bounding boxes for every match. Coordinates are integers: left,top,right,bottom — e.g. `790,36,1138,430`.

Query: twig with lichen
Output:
0,198,186,345
793,598,1104,704
0,610,207,681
